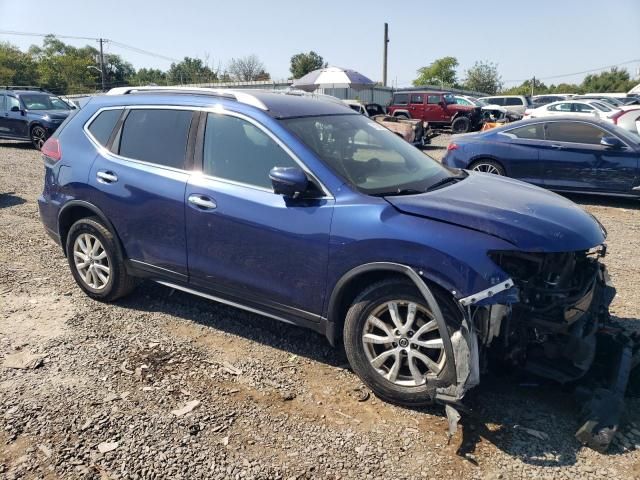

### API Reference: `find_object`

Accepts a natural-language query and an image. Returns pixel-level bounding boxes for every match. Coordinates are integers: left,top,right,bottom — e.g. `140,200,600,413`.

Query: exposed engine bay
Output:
434,246,638,452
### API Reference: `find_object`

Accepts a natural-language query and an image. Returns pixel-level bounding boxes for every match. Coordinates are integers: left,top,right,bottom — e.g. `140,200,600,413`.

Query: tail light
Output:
608,110,624,125
41,137,62,162
447,143,459,151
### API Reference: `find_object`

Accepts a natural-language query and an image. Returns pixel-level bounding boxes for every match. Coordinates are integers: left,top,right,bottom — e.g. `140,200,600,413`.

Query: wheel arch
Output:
325,262,457,384
57,200,124,257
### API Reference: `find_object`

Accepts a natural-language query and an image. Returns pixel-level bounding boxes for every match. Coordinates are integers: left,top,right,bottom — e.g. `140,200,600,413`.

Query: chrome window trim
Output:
500,119,630,148
83,104,334,199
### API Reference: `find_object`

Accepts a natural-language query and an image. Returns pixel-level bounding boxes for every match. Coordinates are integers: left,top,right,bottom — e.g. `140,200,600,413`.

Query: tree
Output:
0,41,38,85
413,56,458,87
582,67,635,93
133,68,167,86
227,55,269,82
168,57,216,85
290,51,326,79
463,61,503,95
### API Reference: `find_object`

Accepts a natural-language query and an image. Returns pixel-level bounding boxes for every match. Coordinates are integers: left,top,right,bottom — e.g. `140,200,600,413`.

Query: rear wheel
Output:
66,216,137,301
469,159,505,176
343,279,459,407
30,125,47,150
451,116,471,134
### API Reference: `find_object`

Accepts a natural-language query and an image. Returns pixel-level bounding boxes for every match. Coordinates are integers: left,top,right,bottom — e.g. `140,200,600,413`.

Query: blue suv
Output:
1,87,74,149
38,88,626,445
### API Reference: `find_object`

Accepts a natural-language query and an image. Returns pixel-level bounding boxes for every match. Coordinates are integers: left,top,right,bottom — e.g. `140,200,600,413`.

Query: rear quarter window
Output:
87,109,122,146
118,109,193,169
505,97,524,106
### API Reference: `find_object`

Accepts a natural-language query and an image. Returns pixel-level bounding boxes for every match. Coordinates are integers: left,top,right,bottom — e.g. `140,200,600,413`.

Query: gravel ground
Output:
1,137,639,480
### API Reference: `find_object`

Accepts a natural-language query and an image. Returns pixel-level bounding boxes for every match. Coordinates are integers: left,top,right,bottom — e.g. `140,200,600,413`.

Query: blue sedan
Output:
442,116,640,197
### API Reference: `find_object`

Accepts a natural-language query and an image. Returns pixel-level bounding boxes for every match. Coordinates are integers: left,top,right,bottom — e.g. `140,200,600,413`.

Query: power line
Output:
0,30,179,63
503,58,640,84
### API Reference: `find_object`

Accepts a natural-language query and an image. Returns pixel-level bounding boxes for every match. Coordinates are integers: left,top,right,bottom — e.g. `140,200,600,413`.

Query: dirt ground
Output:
1,136,639,480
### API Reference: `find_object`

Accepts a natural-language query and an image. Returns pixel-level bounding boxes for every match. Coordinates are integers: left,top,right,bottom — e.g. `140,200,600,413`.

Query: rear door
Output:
88,107,196,278
408,93,425,120
540,120,638,192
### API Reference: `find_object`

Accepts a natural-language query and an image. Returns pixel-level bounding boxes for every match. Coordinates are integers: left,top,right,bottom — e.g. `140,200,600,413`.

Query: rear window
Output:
505,97,524,106
118,109,193,169
87,109,122,146
393,94,409,105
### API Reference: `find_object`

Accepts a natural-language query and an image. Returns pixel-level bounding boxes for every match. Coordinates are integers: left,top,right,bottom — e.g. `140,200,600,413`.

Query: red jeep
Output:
387,91,481,133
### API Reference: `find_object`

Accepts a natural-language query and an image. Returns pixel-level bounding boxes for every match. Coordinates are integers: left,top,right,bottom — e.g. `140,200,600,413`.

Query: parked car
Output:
532,94,571,107
477,95,534,115
0,86,73,149
453,95,522,128
38,88,632,451
575,95,626,108
442,116,640,197
524,99,622,124
342,99,432,147
387,91,481,133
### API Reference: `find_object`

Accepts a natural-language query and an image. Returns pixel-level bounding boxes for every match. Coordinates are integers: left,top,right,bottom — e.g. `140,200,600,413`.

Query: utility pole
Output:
98,38,107,91
531,76,535,97
382,23,389,87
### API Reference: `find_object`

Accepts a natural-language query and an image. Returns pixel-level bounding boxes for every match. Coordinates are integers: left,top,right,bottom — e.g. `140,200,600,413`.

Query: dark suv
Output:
0,86,74,149
38,87,630,448
387,91,481,133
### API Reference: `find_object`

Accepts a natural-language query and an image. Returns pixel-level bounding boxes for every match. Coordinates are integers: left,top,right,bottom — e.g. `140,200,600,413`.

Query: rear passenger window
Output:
485,97,503,106
118,109,193,168
505,97,524,106
203,113,297,189
504,124,544,140
87,109,122,146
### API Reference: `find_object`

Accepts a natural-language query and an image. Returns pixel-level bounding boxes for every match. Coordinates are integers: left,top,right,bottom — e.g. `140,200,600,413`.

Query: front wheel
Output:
343,279,459,407
451,116,471,134
30,125,47,150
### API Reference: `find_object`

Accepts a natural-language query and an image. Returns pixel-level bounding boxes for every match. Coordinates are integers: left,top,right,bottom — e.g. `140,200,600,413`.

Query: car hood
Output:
384,172,605,251
29,110,71,120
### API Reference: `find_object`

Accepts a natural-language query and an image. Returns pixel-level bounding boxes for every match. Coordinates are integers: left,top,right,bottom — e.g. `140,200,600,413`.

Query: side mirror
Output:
269,166,309,198
10,106,21,113
600,136,623,149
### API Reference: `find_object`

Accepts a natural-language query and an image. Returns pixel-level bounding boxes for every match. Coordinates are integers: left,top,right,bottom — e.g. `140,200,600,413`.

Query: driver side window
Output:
7,96,20,111
203,113,298,190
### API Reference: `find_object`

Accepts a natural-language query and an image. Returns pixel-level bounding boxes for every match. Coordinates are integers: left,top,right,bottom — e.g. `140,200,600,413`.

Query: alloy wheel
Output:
471,163,502,175
362,300,446,387
73,233,110,290
31,126,47,150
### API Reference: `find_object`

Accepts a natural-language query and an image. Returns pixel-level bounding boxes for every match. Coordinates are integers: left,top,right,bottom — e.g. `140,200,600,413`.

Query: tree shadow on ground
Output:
0,192,27,209
561,192,640,210
117,281,639,469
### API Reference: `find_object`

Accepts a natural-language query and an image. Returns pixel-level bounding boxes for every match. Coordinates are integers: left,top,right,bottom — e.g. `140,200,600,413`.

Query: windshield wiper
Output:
426,174,465,192
372,188,424,197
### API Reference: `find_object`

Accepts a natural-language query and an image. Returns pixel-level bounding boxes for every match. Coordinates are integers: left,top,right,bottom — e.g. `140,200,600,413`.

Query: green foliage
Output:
462,61,502,95
413,57,459,87
168,57,217,84
290,51,326,79
582,67,635,93
132,68,168,86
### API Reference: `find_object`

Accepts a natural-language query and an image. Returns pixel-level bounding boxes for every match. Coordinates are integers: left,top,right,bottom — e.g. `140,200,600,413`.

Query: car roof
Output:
101,87,354,119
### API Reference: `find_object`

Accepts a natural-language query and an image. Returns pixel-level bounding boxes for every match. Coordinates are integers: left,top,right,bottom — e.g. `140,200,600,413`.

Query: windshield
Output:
20,94,70,111
281,114,454,195
591,101,613,112
443,94,456,105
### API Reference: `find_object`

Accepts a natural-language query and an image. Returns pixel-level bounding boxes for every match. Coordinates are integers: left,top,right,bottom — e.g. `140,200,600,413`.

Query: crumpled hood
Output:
385,172,605,251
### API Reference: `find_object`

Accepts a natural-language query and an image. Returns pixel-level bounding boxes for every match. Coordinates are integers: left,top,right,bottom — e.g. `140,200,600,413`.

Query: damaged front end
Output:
435,246,638,452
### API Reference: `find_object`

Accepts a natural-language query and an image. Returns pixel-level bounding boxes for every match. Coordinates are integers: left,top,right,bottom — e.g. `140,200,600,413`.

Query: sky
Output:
1,0,639,88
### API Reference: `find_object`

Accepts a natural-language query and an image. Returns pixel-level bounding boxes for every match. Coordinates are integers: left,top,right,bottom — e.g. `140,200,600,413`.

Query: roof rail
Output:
2,86,48,92
105,86,268,111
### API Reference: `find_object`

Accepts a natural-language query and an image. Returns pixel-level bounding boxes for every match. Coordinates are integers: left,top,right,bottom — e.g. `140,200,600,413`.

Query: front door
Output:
424,94,442,122
89,107,196,277
1,95,29,138
408,93,425,120
185,111,334,318
540,120,638,192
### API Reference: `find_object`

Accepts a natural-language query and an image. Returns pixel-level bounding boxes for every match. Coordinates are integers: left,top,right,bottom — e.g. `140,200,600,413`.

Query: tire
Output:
343,279,460,407
30,125,47,150
469,159,505,176
65,216,137,301
451,116,471,134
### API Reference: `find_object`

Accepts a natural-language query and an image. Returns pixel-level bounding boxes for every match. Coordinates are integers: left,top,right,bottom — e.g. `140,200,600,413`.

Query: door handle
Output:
550,144,564,149
188,194,217,210
96,170,118,183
